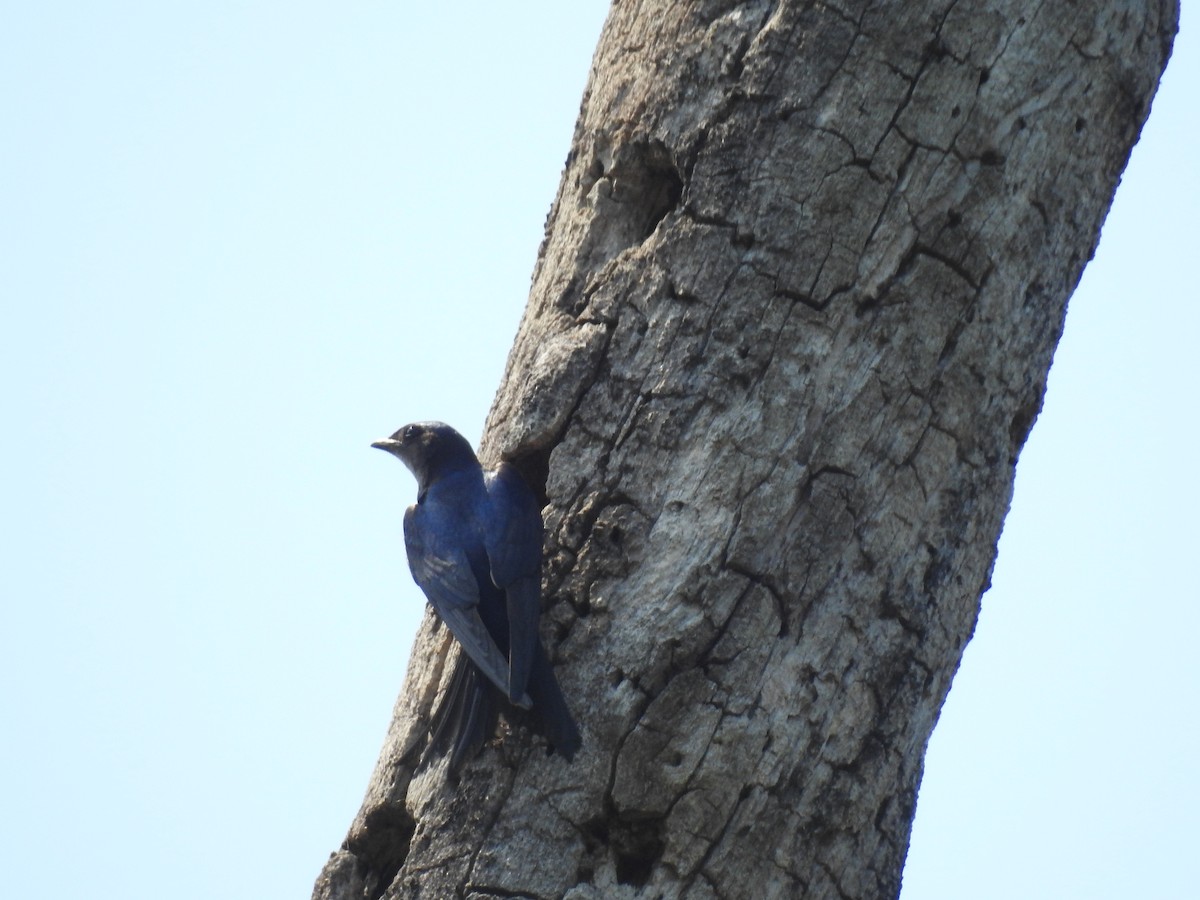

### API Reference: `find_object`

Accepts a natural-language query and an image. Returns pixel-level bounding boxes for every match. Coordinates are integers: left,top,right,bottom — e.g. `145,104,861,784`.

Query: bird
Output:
371,421,581,774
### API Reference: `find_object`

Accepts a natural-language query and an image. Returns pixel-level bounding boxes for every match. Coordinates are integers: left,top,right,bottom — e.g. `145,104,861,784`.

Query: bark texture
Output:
314,2,1176,898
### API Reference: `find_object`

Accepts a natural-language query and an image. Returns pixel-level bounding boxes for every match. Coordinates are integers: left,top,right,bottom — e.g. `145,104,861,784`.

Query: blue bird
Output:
371,421,581,774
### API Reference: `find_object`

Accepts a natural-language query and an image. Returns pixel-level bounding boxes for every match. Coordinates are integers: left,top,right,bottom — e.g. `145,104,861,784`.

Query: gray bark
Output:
314,2,1177,898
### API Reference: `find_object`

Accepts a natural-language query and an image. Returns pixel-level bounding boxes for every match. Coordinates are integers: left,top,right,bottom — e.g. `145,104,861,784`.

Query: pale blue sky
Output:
1,5,1195,899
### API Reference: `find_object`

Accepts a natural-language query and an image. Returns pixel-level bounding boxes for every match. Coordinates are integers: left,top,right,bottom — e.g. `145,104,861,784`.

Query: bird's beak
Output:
371,438,401,453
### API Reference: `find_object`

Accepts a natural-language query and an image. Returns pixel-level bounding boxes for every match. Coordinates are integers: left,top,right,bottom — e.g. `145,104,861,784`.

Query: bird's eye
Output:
403,425,418,440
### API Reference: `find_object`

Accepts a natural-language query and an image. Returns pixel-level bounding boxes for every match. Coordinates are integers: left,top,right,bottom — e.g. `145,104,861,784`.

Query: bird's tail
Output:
527,643,582,761
423,644,581,775
423,655,497,777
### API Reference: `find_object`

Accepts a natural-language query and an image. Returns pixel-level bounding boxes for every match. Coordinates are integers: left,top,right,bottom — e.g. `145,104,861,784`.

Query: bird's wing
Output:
404,504,532,709
484,463,544,705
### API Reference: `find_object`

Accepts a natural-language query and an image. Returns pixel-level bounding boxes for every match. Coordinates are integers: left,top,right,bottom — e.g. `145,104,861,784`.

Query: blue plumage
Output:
372,421,581,774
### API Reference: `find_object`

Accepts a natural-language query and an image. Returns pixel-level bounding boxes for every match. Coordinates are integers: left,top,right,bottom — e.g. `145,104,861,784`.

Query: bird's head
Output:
371,421,478,489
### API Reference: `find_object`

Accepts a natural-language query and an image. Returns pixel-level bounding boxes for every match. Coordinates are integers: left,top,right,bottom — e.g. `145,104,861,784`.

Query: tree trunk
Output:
314,2,1177,898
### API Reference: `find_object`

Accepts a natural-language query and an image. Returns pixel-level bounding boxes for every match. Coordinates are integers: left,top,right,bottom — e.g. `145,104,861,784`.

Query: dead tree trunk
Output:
314,2,1177,898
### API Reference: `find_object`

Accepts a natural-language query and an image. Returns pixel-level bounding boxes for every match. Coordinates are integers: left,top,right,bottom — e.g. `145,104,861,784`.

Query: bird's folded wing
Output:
405,507,532,709
435,603,532,710
484,464,544,704
484,463,543,585
502,576,539,705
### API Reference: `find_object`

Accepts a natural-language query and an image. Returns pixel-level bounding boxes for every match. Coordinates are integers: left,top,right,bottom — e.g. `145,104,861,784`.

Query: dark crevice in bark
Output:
726,561,789,637
580,138,684,261
612,814,667,886
641,164,685,241
502,325,616,504
800,464,858,501
877,589,926,639
506,446,554,509
346,804,416,900
576,805,667,889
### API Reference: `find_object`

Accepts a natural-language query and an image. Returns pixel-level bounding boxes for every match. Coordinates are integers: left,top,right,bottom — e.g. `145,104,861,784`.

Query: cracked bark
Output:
313,2,1177,898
